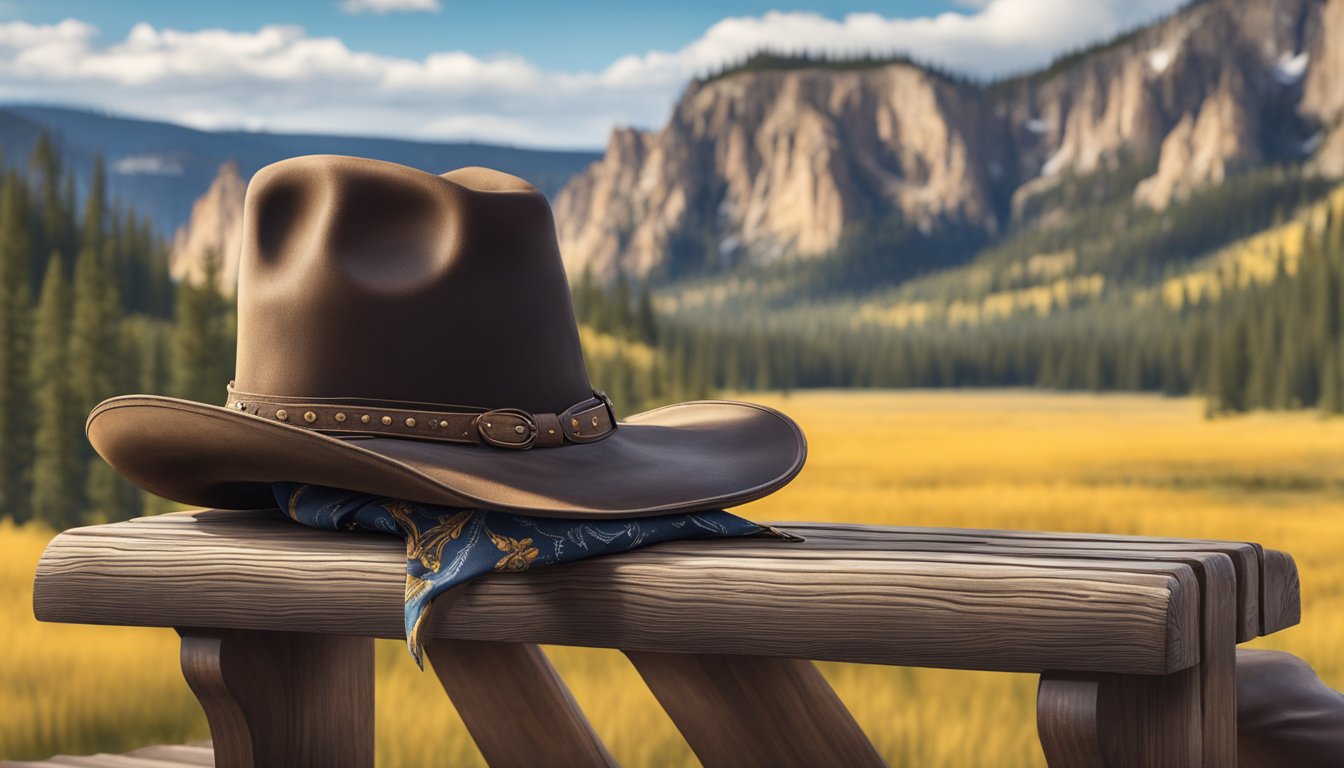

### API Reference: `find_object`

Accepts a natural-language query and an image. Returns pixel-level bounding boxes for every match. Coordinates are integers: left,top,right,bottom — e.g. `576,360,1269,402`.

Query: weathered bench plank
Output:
107,513,1302,637
35,511,1199,676
756,524,1273,640
1259,548,1301,634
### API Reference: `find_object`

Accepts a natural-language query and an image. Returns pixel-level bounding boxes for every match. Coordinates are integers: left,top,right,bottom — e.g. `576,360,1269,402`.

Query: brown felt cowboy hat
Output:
87,155,806,517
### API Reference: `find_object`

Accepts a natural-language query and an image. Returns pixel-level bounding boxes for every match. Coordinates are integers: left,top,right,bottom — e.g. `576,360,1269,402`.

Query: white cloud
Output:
0,0,1184,148
339,0,440,15
110,153,184,175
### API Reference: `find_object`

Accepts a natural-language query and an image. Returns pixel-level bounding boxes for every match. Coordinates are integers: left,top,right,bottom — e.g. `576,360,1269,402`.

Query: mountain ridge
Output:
0,104,601,237
555,0,1338,282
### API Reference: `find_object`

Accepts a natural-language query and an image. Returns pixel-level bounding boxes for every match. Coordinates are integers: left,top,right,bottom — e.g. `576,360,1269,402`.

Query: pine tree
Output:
69,232,124,525
0,174,34,520
29,133,73,278
1207,314,1250,414
80,155,106,259
30,253,82,527
70,242,121,415
1320,343,1341,415
1083,342,1106,392
124,316,172,394
635,284,658,344
84,457,142,525
172,249,232,403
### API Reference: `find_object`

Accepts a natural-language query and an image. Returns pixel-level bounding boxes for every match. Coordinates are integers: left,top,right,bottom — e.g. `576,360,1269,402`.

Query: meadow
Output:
1,390,1340,766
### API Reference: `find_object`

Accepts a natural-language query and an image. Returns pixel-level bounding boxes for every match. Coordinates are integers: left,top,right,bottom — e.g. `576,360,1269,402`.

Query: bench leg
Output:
426,639,618,768
626,651,886,768
178,628,374,768
1038,667,1201,768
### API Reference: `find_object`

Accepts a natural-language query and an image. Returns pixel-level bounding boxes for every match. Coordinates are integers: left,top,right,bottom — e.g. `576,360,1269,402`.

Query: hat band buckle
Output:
224,384,616,450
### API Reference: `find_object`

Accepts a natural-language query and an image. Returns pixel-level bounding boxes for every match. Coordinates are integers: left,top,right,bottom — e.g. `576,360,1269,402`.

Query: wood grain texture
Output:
627,651,885,768
1039,667,1202,767
1100,666,1204,767
766,523,1264,643
178,629,373,768
178,633,250,766
1260,548,1302,634
1183,553,1237,768
1032,550,1236,767
663,524,1253,763
34,512,1200,675
1042,548,1231,763
1036,674,1104,768
426,640,617,768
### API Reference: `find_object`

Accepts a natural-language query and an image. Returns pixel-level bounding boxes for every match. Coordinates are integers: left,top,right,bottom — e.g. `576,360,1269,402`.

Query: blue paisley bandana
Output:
274,483,799,666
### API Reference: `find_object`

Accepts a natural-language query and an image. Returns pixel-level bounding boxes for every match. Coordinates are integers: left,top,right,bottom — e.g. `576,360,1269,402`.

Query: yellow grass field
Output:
1,391,1341,766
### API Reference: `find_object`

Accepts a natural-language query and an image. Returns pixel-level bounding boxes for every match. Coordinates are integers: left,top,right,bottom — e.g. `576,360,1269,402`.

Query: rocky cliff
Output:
1005,0,1313,212
557,0,1343,280
169,160,245,292
554,65,1007,281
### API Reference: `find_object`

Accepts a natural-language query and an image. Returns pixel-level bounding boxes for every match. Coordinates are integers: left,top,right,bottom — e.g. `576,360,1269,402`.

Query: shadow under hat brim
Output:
86,396,807,517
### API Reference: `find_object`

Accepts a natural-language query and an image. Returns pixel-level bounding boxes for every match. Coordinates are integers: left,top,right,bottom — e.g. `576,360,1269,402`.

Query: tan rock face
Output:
1304,0,1344,174
1010,0,1311,214
556,0,1333,281
170,161,246,293
555,65,1004,281
1135,70,1260,209
1304,0,1344,123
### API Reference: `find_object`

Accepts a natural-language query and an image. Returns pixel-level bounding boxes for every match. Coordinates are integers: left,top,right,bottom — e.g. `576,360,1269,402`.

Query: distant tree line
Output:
696,51,976,89
607,243,1342,417
1205,217,1344,414
0,135,234,528
575,182,1343,418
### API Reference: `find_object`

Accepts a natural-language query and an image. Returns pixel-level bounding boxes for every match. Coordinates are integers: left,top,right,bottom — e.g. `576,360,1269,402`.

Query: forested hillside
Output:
558,157,1344,417
628,167,1344,416
0,136,234,528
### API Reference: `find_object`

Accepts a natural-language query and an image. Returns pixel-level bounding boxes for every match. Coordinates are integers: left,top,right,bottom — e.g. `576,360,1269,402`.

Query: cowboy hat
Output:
87,155,806,517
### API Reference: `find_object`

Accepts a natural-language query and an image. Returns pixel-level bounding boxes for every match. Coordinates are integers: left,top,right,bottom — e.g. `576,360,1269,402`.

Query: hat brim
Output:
87,396,806,517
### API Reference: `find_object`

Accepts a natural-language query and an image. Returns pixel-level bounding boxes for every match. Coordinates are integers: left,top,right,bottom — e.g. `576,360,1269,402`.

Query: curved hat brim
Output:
87,396,807,517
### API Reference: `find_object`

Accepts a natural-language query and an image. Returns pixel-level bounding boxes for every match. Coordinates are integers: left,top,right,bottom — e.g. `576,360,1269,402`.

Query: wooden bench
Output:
28,510,1301,767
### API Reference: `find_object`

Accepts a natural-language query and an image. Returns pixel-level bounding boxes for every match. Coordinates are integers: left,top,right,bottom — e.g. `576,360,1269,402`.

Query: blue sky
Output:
0,0,1185,148
9,1,963,70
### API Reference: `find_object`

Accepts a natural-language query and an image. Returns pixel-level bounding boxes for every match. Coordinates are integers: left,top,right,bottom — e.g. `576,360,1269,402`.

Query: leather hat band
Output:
225,384,616,450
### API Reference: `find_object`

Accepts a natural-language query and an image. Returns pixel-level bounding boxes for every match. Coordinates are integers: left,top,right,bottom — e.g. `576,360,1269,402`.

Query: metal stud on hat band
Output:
224,383,616,450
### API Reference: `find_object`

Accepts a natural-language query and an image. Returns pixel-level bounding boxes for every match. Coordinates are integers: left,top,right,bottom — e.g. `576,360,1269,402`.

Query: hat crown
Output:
233,155,593,415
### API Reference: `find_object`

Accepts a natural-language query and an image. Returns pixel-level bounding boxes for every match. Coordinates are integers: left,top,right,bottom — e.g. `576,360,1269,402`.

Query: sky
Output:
0,0,1187,149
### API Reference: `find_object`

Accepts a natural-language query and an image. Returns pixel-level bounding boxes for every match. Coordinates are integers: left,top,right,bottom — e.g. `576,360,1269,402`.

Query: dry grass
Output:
1,390,1340,766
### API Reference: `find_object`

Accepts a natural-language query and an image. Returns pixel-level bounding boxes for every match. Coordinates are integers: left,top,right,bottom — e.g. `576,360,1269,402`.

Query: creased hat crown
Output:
234,155,592,415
